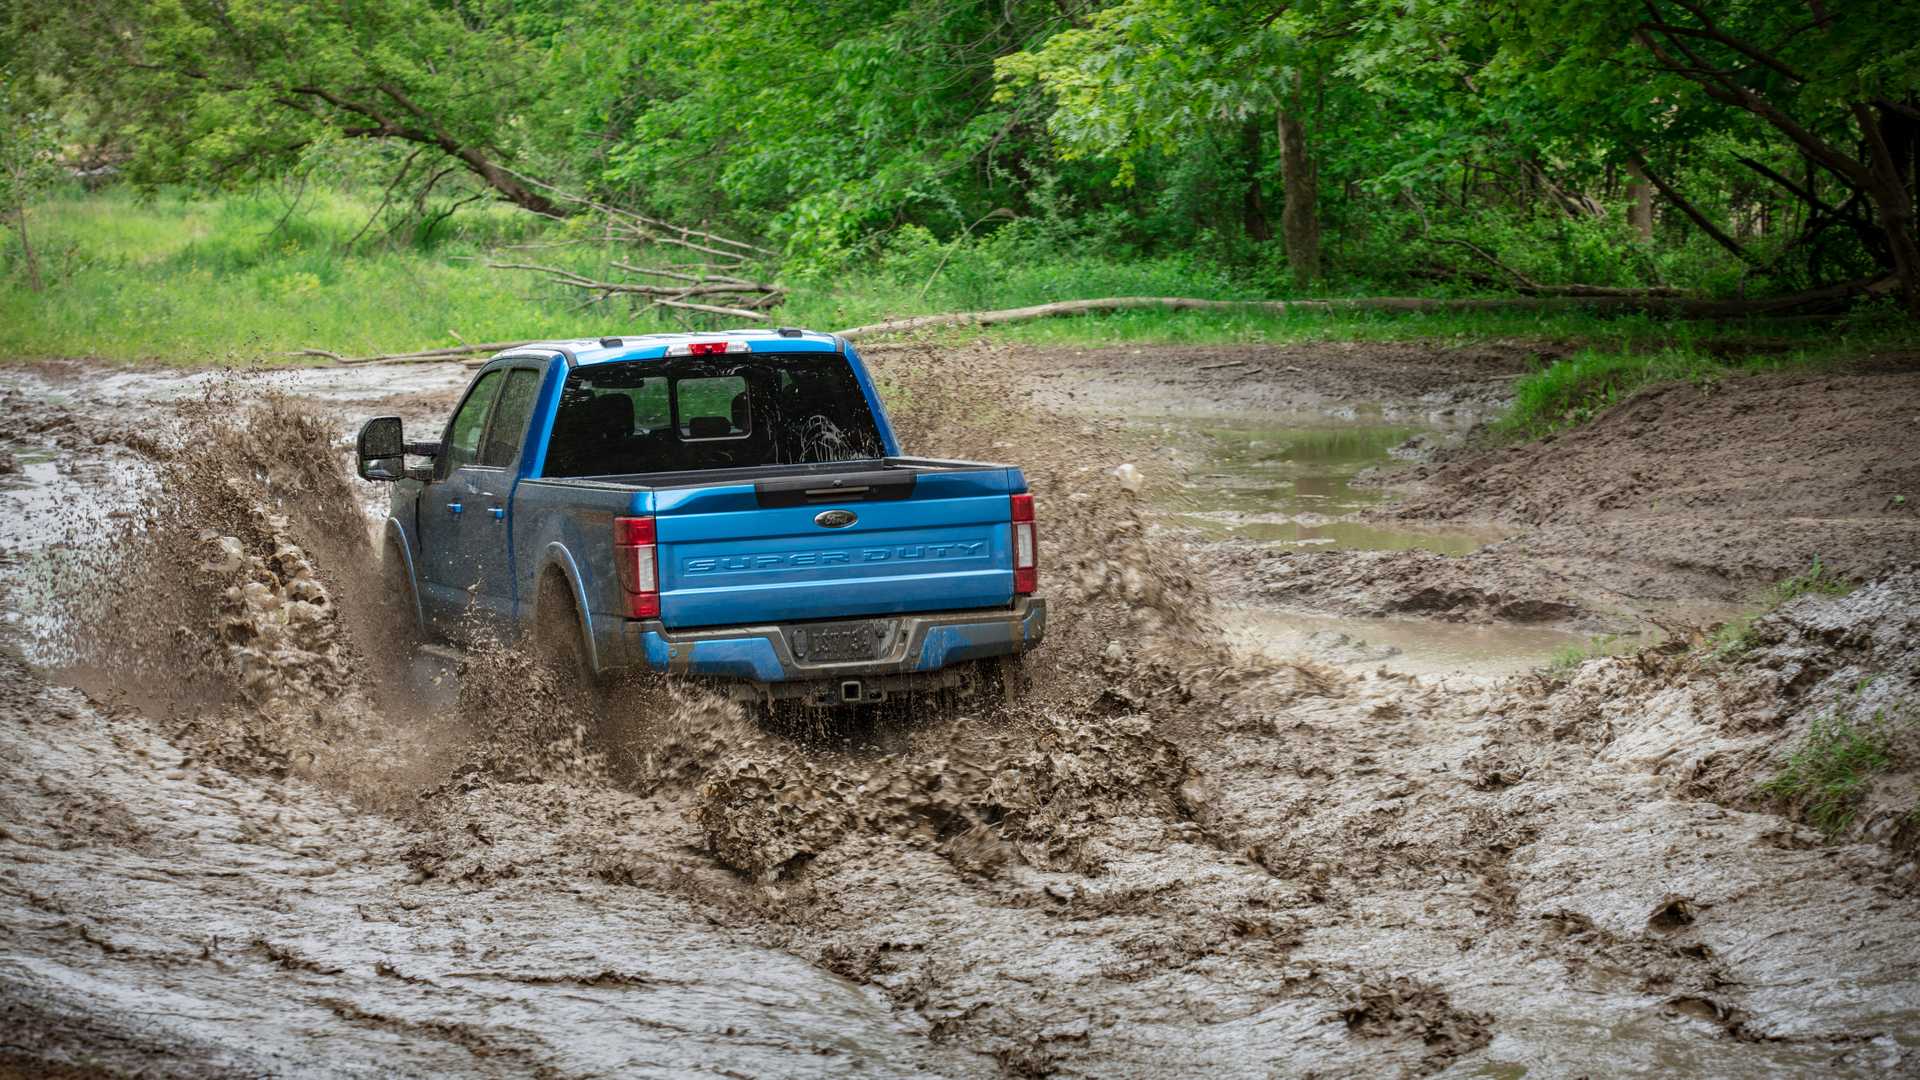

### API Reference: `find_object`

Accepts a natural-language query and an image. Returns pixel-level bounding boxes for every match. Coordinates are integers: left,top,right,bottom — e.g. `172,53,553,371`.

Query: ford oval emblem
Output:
814,509,858,529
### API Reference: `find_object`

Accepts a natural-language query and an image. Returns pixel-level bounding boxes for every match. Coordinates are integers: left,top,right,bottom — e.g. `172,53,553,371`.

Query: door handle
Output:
447,501,463,515
489,507,506,521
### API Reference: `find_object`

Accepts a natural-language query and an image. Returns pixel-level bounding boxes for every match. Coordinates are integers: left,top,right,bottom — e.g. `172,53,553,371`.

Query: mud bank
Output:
2,345,1918,1077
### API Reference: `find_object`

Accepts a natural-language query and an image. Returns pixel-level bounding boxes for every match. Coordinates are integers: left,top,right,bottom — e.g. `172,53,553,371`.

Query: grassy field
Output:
5,186,1910,368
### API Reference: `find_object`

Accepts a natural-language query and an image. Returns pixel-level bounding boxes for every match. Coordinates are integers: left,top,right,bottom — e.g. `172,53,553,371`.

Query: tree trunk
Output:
1625,160,1654,242
1854,104,1920,317
11,202,42,292
1241,119,1273,243
1276,109,1319,287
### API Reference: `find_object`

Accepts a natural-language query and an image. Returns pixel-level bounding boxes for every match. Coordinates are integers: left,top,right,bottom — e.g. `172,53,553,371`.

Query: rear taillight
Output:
1010,493,1038,596
614,515,660,618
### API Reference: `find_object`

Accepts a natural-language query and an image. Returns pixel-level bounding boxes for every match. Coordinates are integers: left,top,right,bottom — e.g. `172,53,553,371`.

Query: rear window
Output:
542,353,885,478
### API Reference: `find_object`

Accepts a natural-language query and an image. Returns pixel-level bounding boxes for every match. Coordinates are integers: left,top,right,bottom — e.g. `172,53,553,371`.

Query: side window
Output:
443,370,502,471
480,369,541,468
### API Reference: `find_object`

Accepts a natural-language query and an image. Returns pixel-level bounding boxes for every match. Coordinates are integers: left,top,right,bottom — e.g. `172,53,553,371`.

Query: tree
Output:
1506,0,1920,314
998,0,1349,287
0,29,59,291
18,0,572,216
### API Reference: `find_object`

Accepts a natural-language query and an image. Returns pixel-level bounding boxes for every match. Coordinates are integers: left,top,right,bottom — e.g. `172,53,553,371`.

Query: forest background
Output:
1,0,1917,362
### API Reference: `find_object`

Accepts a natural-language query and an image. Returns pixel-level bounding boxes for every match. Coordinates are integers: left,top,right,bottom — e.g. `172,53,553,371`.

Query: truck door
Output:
416,369,502,636
469,366,544,624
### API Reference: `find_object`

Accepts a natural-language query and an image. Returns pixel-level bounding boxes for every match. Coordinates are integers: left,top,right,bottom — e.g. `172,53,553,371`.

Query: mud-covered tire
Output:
379,540,423,648
959,654,1027,718
533,574,603,701
992,653,1030,710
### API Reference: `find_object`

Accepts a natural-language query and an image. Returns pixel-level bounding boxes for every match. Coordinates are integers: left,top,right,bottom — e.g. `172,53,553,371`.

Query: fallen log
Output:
306,276,1892,365
319,342,529,365
835,281,1892,339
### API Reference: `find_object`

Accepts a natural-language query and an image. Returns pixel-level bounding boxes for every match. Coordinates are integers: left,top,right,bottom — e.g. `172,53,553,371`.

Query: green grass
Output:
1707,559,1855,661
1759,707,1900,837
1541,633,1625,678
1492,344,1851,440
1766,557,1854,604
4,185,1910,365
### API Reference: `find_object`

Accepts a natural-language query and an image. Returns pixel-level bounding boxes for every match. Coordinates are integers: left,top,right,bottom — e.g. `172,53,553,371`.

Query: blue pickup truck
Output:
355,328,1044,708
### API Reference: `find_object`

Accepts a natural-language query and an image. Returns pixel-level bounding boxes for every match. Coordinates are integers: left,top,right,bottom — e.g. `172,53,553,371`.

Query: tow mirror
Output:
356,416,407,481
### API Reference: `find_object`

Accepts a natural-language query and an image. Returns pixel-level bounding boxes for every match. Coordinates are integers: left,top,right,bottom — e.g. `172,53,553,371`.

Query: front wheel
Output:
378,540,423,648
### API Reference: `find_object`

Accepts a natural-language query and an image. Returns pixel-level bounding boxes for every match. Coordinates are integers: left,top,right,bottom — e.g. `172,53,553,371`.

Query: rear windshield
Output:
542,353,886,478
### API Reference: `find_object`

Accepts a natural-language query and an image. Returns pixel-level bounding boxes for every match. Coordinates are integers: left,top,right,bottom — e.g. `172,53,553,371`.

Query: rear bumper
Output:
616,597,1046,684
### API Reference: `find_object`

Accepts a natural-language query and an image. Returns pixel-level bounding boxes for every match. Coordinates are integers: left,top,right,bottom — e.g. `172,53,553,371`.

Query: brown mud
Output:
2,341,1918,1077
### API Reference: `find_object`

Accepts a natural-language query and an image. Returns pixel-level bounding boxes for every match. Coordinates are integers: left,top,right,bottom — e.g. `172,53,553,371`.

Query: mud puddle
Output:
1221,608,1595,678
1133,410,1570,675
1154,414,1503,557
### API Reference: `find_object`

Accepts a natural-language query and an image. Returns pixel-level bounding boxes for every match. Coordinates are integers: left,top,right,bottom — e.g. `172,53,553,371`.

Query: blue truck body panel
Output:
373,329,1041,698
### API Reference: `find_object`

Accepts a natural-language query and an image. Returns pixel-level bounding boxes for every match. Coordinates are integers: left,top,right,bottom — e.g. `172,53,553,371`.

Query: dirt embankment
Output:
2,345,1919,1077
1048,343,1920,629
1384,366,1920,606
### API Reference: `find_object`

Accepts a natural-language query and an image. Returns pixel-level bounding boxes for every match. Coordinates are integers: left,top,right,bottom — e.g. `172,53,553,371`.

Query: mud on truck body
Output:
356,328,1045,708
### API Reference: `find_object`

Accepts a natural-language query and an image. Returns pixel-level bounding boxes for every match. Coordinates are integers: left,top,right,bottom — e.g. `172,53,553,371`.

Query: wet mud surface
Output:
2,341,1918,1077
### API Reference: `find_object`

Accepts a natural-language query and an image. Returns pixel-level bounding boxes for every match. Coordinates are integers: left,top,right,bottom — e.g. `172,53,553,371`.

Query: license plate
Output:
793,621,885,662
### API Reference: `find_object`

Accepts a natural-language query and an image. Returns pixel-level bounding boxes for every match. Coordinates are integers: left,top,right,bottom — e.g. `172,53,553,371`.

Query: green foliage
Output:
0,187,608,361
1542,634,1624,678
1707,559,1855,661
1497,347,1724,439
1491,343,1872,441
1759,707,1900,838
1767,558,1854,604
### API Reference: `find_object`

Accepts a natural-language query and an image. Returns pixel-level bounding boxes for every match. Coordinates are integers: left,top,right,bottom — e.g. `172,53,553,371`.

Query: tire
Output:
992,653,1030,711
379,540,423,648
534,573,603,701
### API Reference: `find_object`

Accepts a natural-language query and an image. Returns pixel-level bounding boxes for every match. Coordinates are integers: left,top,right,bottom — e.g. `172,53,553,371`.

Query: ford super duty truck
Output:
355,328,1044,708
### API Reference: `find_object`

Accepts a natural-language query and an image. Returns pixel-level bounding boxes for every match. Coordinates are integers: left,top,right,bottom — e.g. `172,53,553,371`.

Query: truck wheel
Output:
534,575,602,699
994,654,1030,711
379,540,422,648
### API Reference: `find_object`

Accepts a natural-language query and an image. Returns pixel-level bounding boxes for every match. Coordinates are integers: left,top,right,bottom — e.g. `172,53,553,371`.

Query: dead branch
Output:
485,259,781,322
1430,239,1680,297
1629,151,1762,266
495,167,776,259
835,281,1889,339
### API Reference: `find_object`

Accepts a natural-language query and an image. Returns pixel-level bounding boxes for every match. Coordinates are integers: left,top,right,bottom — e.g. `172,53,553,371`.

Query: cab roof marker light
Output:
665,340,753,357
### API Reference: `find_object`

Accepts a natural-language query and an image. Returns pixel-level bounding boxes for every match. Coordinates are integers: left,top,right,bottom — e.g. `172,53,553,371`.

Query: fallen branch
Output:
1431,237,1681,298
835,281,1890,339
485,259,781,321
305,278,1890,365
322,341,530,365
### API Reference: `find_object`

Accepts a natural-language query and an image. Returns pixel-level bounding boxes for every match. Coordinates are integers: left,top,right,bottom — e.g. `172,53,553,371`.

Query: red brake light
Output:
687,342,728,355
614,514,660,618
1010,493,1037,595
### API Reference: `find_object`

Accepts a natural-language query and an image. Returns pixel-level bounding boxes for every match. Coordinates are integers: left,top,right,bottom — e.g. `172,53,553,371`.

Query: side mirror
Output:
356,416,407,481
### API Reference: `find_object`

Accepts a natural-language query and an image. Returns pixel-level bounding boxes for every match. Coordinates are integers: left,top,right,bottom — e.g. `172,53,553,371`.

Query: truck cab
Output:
356,328,1044,707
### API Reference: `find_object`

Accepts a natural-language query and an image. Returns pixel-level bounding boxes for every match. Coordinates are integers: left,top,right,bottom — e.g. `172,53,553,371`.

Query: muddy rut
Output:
2,344,1917,1078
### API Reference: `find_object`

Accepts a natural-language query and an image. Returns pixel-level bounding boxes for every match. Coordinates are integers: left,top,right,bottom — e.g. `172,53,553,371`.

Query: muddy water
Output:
1141,411,1587,675
1159,415,1502,556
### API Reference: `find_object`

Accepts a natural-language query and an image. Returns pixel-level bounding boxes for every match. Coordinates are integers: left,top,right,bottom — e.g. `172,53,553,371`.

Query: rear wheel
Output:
534,574,599,696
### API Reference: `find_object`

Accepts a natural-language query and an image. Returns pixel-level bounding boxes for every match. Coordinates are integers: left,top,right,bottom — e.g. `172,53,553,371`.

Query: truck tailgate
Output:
654,467,1016,628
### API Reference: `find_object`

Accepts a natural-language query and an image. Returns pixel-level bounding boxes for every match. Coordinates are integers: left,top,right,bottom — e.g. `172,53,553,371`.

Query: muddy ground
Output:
1,340,1917,1077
